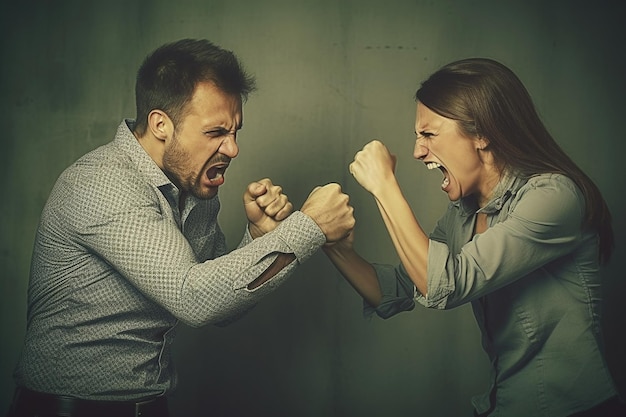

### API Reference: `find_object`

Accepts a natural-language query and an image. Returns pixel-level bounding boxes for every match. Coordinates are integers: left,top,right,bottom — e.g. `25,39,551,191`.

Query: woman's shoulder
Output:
511,173,585,223
523,172,580,194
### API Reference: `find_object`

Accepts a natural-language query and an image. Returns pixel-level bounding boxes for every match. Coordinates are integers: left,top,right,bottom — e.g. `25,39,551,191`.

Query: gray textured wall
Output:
1,1,624,416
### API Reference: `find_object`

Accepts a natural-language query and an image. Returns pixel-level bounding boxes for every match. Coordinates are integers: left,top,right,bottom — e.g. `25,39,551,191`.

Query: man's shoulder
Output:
60,141,141,187
50,140,156,215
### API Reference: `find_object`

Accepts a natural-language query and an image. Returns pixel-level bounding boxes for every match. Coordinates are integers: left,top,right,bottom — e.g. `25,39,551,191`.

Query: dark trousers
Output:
6,387,169,417
568,396,626,417
474,396,626,417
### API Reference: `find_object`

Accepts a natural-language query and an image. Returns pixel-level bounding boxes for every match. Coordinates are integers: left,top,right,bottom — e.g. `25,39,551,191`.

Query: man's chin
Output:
201,187,219,200
191,185,219,200
203,189,219,200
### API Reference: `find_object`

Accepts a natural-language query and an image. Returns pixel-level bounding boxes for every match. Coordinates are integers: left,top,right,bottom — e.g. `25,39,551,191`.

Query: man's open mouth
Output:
206,163,229,185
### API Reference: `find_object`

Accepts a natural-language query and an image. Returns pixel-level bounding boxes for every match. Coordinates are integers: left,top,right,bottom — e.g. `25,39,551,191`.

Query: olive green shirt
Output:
369,172,617,417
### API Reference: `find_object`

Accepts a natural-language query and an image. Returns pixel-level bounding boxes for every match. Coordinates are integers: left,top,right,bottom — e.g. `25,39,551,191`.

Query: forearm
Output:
178,212,324,326
247,252,296,289
373,180,429,296
323,245,382,307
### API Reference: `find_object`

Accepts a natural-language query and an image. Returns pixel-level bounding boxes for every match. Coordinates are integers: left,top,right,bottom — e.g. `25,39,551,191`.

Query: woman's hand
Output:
349,140,397,196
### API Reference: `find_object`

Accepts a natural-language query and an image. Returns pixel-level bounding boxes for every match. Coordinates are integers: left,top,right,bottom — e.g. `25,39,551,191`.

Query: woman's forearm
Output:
374,180,429,296
348,140,429,296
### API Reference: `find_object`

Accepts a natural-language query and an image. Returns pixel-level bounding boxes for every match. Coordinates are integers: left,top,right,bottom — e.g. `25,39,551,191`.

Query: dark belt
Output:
9,387,169,417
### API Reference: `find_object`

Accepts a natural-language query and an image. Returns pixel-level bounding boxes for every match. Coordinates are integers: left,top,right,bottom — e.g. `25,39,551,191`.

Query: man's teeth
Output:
426,162,442,170
441,177,450,188
209,172,223,182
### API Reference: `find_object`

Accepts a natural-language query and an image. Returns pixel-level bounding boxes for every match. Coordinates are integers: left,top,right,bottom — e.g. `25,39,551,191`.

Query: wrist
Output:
322,241,352,257
248,223,264,239
372,177,401,205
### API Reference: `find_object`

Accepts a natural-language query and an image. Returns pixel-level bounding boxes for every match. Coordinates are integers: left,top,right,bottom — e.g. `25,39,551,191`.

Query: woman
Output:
324,58,623,417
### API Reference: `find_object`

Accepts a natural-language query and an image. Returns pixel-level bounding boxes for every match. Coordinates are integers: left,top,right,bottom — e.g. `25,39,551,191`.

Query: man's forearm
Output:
247,252,297,289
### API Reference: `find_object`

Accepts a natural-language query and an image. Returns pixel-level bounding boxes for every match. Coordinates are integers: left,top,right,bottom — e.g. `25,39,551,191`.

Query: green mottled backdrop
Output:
1,1,624,416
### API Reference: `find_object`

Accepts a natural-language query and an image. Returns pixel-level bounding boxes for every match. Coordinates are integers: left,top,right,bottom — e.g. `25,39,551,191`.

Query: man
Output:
7,39,354,417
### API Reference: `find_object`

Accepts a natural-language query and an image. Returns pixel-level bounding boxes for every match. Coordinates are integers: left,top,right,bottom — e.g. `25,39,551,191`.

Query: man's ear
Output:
147,110,172,141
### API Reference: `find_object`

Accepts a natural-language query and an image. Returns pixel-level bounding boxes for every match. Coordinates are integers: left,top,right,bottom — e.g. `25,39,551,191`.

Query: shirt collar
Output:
113,119,172,189
112,119,210,216
455,170,528,216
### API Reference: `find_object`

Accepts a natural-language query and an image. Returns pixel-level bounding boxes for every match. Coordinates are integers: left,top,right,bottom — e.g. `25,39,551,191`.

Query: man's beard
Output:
162,131,226,200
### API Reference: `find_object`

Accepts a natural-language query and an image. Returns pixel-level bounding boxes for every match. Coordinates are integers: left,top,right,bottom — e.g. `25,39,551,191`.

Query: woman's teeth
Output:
425,162,449,189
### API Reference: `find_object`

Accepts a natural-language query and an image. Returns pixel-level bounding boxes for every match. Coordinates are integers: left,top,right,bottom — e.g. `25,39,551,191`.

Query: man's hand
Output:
301,183,355,243
244,178,293,239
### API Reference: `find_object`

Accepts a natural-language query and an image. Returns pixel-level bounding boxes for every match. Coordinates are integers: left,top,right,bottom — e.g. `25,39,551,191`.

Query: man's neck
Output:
178,191,188,214
134,130,165,170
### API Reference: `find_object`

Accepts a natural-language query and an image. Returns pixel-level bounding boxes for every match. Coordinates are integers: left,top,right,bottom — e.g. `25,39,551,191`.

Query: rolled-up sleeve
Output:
420,174,586,310
365,263,416,319
365,174,587,316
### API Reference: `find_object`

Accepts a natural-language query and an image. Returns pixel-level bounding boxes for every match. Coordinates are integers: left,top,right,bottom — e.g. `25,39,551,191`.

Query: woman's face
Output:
413,102,498,205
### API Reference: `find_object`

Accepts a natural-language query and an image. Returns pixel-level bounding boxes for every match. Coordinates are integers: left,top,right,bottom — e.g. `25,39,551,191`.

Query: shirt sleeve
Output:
419,174,587,310
364,263,416,319
364,174,588,317
62,166,325,327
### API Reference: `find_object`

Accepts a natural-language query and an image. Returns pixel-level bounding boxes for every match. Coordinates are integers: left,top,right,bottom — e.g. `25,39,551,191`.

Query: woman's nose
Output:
413,137,428,159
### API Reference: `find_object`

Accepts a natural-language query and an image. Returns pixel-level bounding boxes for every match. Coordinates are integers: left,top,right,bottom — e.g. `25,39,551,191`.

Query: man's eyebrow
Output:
205,123,243,133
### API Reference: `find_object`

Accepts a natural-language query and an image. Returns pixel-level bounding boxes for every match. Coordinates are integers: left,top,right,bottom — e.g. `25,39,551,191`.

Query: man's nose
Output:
219,134,239,158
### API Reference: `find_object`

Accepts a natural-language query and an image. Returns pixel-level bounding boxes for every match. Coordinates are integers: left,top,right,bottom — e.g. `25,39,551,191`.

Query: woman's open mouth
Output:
426,162,450,190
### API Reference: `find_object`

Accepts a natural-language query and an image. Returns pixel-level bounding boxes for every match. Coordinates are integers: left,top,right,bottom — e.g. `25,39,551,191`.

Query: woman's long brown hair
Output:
416,58,614,264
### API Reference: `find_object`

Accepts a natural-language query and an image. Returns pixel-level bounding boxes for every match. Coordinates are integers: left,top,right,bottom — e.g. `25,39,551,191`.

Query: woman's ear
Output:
476,136,489,151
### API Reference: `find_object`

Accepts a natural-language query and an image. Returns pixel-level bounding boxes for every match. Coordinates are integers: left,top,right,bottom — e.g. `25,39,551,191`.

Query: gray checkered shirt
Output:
14,120,325,400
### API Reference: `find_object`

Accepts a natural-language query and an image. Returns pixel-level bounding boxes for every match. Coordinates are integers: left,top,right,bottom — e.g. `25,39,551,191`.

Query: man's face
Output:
163,82,243,200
